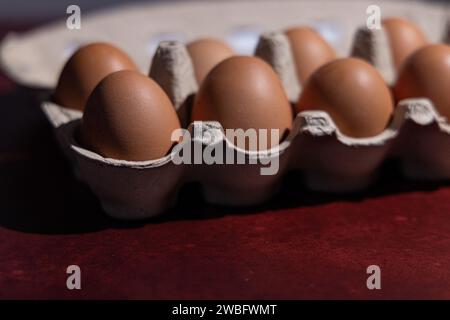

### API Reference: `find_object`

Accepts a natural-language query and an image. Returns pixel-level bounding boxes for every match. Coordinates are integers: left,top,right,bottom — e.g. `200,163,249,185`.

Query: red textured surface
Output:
1,26,450,300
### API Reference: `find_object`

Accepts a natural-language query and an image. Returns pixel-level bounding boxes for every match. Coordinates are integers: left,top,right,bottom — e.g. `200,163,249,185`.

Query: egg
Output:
186,38,235,84
285,26,337,84
192,56,292,150
80,70,181,161
296,58,394,138
394,44,450,120
382,17,427,70
54,42,138,111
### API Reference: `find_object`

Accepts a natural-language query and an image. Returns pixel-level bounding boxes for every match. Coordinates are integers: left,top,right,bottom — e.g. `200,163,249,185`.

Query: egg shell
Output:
285,26,336,84
394,44,450,121
186,38,235,84
80,70,181,161
191,56,293,150
382,17,428,70
54,42,138,111
296,57,394,138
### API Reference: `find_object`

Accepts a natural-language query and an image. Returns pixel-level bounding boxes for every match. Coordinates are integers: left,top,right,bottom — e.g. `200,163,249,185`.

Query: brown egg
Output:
54,42,138,111
192,56,292,150
186,38,235,84
382,17,427,70
296,58,394,138
394,44,450,120
80,70,181,161
285,26,337,84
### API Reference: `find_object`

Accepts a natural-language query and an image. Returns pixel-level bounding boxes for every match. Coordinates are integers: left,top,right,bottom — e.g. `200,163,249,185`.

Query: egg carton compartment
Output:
394,99,450,180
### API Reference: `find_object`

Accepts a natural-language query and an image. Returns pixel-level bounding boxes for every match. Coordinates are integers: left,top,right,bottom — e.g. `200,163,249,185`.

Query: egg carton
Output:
40,39,450,220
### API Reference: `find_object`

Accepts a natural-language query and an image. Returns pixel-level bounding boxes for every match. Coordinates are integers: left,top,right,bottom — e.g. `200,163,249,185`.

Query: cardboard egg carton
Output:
41,36,450,220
